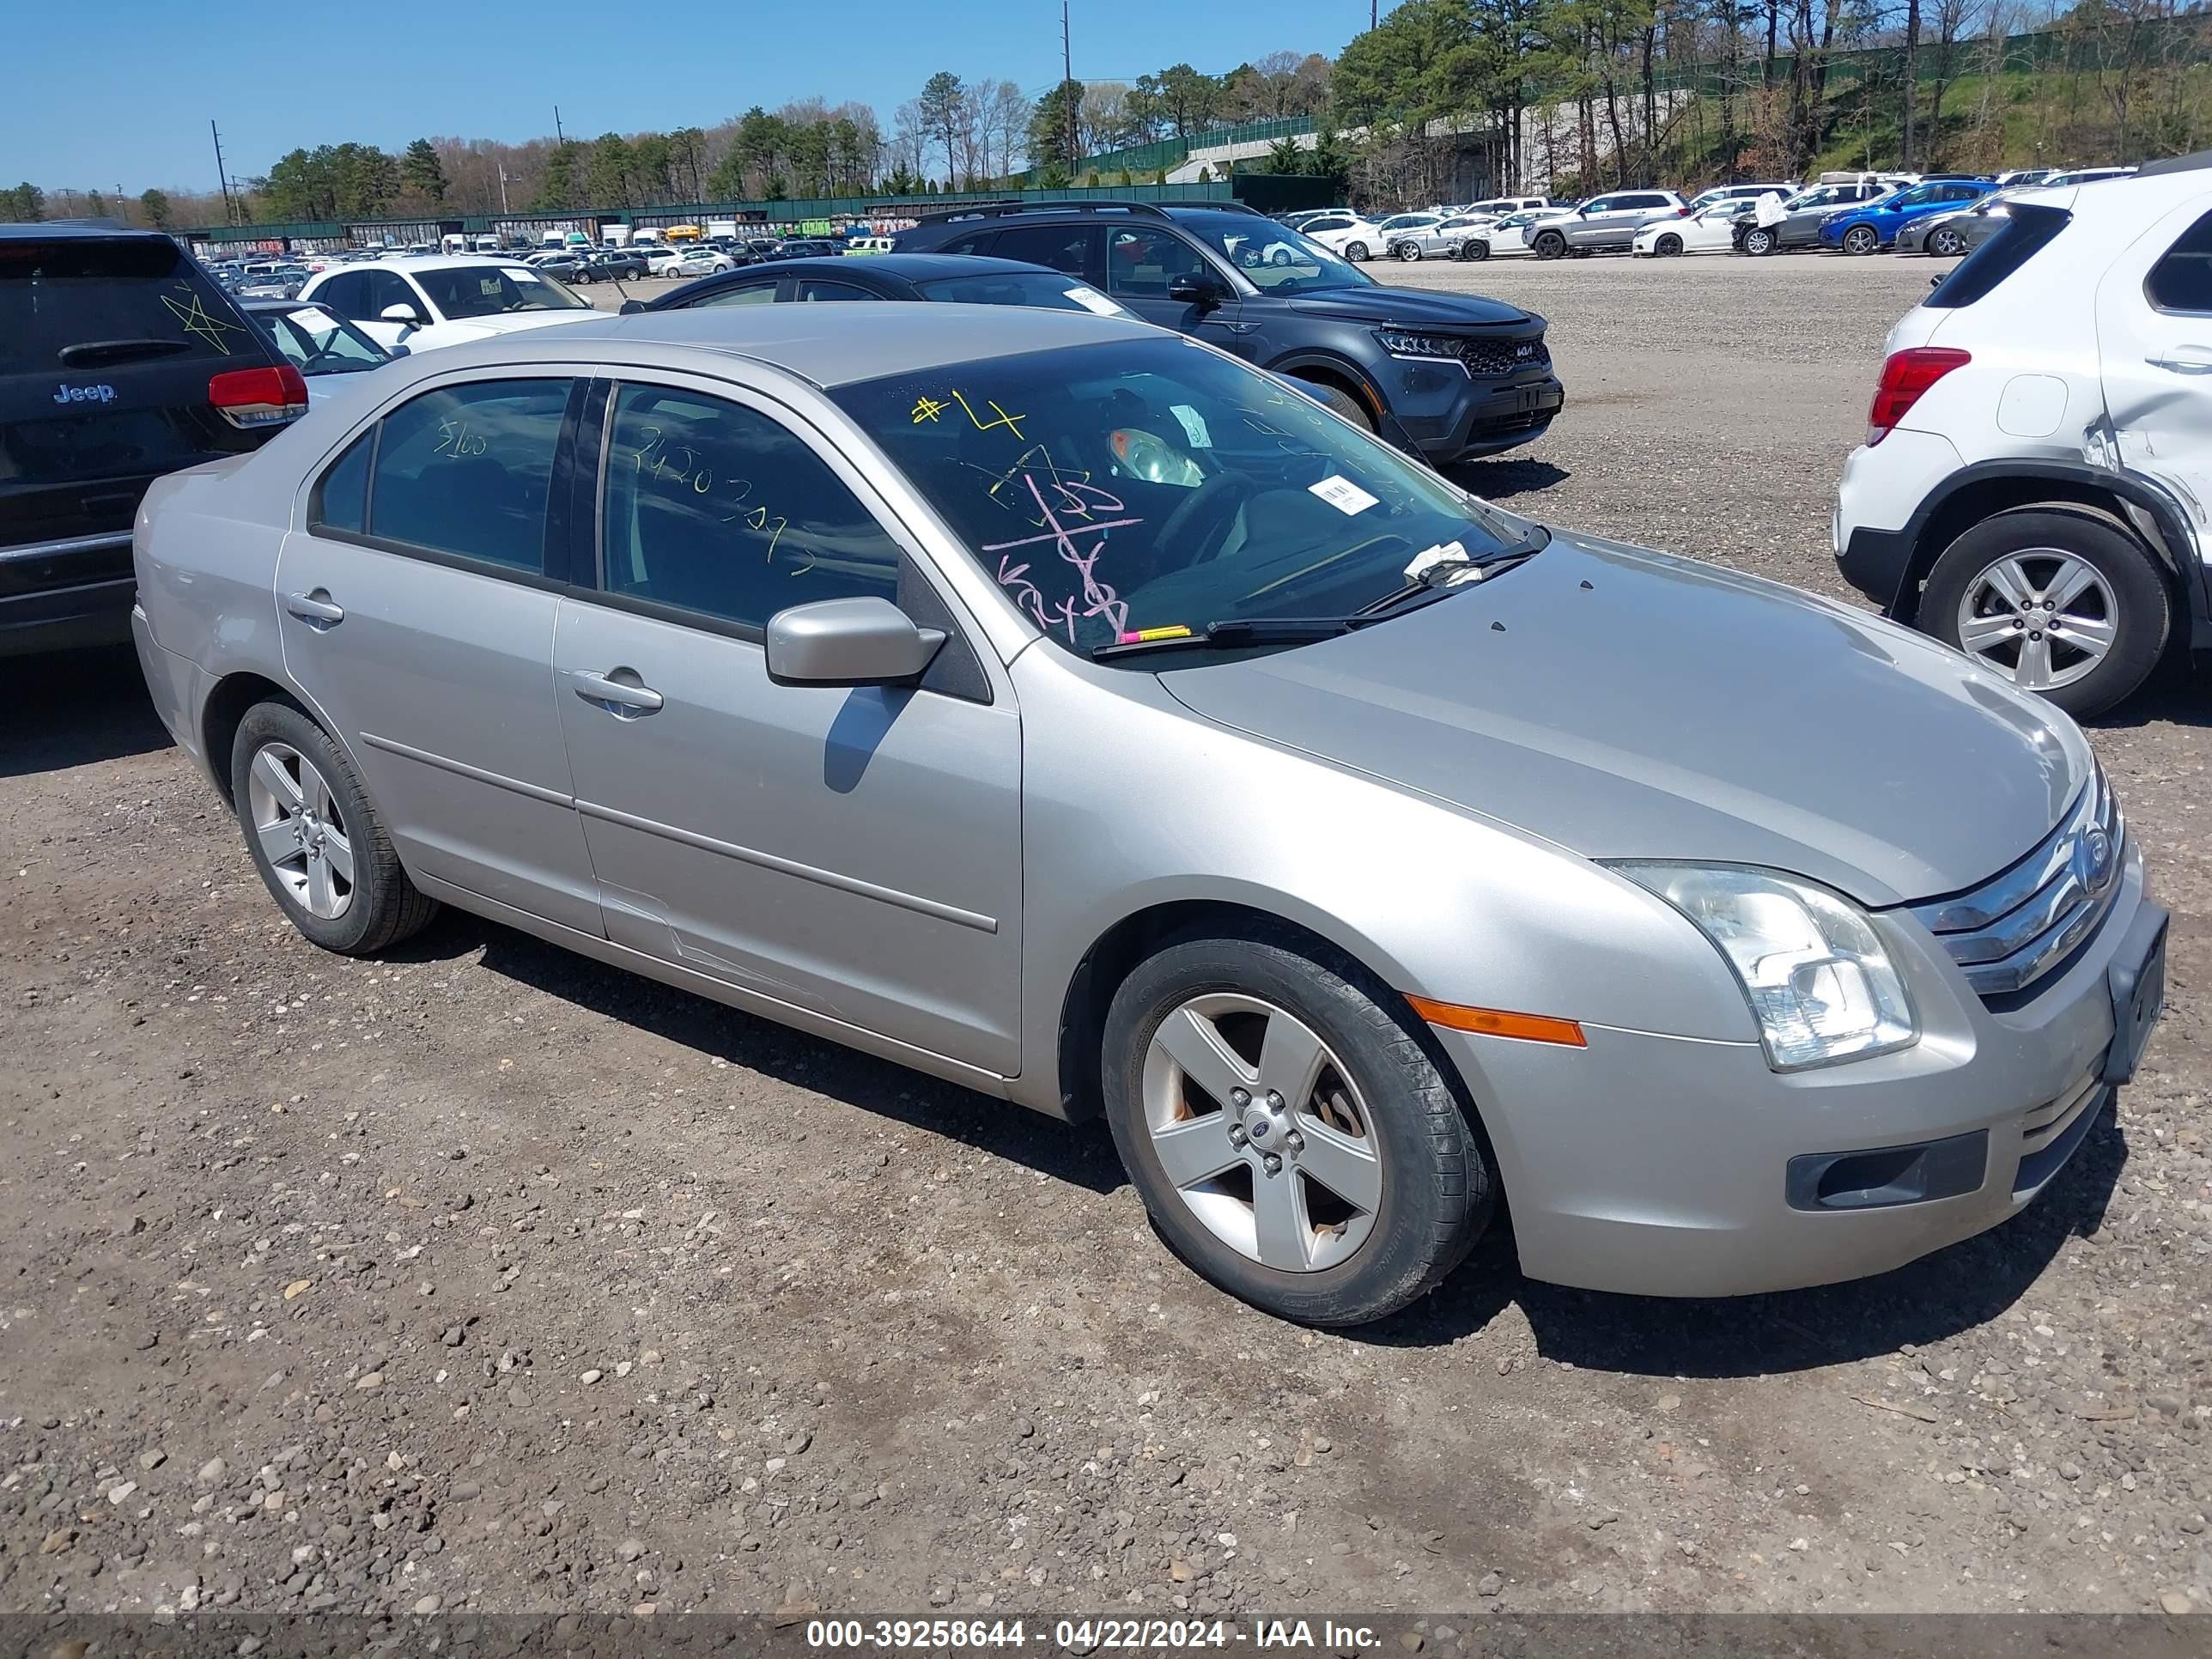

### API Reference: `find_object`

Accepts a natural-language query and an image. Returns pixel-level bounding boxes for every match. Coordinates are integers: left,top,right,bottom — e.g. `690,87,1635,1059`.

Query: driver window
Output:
1108,228,1204,299
599,384,901,629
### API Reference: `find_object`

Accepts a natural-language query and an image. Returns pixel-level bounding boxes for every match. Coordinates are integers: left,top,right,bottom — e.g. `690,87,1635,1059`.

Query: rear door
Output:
3,233,283,609
2096,192,2212,558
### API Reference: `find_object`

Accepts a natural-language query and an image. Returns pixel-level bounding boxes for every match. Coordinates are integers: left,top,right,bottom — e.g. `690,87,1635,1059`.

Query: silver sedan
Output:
131,305,2164,1325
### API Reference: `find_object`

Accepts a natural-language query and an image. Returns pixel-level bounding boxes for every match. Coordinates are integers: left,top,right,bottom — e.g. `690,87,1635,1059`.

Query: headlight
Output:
1375,328,1463,361
1609,863,1917,1072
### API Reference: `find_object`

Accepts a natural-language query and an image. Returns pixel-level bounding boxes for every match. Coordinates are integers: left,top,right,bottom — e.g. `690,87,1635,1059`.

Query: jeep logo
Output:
53,382,118,405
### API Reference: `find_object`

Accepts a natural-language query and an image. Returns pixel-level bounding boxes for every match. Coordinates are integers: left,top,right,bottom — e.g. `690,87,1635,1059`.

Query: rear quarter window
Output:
0,236,264,375
1926,204,2073,310
2146,210,2212,314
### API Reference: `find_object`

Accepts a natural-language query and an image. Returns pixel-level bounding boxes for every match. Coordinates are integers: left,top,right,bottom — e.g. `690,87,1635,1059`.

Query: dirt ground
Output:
2,252,2206,1623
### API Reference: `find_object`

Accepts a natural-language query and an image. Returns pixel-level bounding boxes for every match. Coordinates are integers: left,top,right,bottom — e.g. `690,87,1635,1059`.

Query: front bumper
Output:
1393,369,1565,462
1437,845,2159,1297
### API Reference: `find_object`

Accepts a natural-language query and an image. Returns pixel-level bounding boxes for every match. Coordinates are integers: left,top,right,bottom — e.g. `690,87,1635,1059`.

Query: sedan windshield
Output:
915,270,1133,317
830,336,1533,659
252,303,391,375
415,264,590,319
1171,210,1374,295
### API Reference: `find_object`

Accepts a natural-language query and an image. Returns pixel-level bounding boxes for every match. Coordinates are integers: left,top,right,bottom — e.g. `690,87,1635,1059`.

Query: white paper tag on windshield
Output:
1061,284,1121,317
1170,404,1213,449
1309,476,1378,515
1404,540,1469,581
498,267,537,283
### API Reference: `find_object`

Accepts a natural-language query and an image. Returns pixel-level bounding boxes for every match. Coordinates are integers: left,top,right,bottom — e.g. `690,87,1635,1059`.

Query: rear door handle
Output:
571,667,664,717
2147,349,2212,375
284,590,344,628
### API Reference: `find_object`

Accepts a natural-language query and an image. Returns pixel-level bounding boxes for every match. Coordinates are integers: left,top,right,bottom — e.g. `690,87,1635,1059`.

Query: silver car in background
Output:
131,306,2165,1326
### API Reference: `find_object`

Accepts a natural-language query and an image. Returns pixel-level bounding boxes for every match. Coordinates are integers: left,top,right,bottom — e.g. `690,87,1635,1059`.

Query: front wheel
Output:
1742,226,1777,255
1842,224,1881,255
1342,240,1370,262
1392,240,1422,261
230,702,440,954
1102,933,1494,1326
1456,239,1490,262
1532,229,1566,259
1930,227,1966,257
1297,380,1376,434
1922,508,2171,719
1654,233,1683,257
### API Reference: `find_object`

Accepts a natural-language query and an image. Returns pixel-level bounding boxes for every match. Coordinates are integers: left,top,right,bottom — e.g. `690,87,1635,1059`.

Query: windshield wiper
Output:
1357,527,1553,618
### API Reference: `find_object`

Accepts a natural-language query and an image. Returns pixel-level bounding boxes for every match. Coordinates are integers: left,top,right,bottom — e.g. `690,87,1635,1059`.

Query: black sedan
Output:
1893,191,2021,257
581,249,654,281
621,252,1137,318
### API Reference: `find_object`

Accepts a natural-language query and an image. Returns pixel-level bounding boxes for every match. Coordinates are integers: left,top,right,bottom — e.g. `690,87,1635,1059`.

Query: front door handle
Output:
284,589,344,629
571,667,664,718
2147,349,2212,375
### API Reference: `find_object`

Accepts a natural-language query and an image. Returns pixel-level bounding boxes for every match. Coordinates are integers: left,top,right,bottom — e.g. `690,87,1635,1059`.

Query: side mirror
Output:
619,299,646,315
1167,273,1222,307
764,596,945,688
379,302,422,331
387,343,410,359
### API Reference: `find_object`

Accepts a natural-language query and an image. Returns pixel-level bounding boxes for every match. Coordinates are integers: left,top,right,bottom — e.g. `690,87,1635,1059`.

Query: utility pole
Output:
210,119,235,225
555,106,566,146
498,162,511,215
1061,1,1076,175
1370,0,1377,28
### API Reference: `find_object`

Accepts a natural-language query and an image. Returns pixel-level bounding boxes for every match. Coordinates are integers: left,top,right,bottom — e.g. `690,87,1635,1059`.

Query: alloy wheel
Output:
1141,994,1382,1273
1344,241,1370,262
246,740,356,920
1932,228,1965,256
1844,226,1879,255
1954,549,2118,691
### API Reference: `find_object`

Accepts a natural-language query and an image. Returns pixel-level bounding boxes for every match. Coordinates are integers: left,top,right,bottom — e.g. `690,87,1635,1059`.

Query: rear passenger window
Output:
691,281,777,307
311,433,373,534
366,379,572,572
794,279,873,302
2147,210,2212,314
989,223,1105,284
599,385,900,629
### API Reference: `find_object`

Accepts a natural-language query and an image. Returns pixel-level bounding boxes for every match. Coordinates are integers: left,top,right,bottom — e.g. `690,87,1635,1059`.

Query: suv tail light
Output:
1867,347,1970,446
210,364,310,429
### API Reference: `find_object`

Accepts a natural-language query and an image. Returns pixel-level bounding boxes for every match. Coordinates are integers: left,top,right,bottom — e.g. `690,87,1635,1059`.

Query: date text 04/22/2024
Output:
804,1621,1382,1651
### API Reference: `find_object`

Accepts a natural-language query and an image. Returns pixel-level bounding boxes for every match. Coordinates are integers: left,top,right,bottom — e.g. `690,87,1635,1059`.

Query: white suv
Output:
1833,155,2212,718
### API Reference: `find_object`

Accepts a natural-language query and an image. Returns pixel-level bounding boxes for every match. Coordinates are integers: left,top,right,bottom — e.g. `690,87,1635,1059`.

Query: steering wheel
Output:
1152,472,1257,576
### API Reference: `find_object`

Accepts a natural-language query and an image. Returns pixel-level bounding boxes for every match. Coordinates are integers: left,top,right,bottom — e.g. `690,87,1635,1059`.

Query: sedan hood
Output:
1160,534,2091,907
1284,285,1534,329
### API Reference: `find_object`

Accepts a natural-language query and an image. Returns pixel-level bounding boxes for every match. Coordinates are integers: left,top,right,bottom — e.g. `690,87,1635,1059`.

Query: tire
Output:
1100,931,1494,1326
229,701,439,955
1532,229,1566,259
1297,380,1376,433
1456,239,1490,262
1343,240,1370,262
1921,507,2171,720
1392,240,1422,261
1742,226,1777,255
1842,224,1881,255
1930,227,1966,257
1655,233,1683,257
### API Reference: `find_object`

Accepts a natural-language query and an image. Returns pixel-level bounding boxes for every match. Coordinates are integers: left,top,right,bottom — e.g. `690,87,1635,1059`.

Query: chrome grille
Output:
1457,335,1550,375
1908,768,2124,997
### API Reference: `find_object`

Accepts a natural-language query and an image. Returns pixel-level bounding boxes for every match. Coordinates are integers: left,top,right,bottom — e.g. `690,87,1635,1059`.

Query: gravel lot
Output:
3,253,2207,1622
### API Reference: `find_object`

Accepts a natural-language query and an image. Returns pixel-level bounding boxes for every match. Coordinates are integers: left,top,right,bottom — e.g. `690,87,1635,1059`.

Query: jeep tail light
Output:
210,364,310,429
1867,347,1970,446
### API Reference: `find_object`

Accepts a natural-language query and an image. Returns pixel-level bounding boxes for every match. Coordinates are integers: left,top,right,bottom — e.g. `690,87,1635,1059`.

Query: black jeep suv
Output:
3,223,304,655
896,201,1563,465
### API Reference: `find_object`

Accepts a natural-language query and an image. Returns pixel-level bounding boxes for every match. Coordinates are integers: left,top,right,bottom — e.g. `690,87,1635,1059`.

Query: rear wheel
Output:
1532,229,1567,259
1842,224,1881,255
1101,933,1494,1326
230,701,439,955
1922,508,2170,719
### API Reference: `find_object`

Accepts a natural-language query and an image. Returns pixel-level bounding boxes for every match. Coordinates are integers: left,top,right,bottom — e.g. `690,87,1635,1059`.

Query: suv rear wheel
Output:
1532,228,1567,259
1922,507,2171,719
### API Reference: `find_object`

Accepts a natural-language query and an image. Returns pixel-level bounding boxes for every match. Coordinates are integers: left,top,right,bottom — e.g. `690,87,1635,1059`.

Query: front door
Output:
2094,191,2212,551
1105,225,1245,351
551,376,1024,1074
274,374,604,934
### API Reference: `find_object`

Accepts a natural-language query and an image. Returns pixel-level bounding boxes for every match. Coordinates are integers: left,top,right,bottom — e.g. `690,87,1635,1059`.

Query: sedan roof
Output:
495,301,1156,389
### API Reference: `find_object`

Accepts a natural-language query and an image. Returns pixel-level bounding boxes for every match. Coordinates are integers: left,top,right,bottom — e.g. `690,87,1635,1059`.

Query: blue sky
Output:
3,2,1371,192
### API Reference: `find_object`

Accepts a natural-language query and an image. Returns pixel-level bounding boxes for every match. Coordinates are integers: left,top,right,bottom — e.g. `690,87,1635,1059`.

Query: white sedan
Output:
1451,208,1578,261
1632,197,1776,257
660,246,736,278
1298,213,1389,262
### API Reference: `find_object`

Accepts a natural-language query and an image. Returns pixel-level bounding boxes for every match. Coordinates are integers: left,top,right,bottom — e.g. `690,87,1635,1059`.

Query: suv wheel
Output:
1101,932,1494,1326
1297,380,1376,434
1742,226,1778,255
1343,240,1370,262
1392,240,1422,261
1930,227,1966,257
1841,224,1881,255
1923,508,2171,719
1532,229,1567,259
